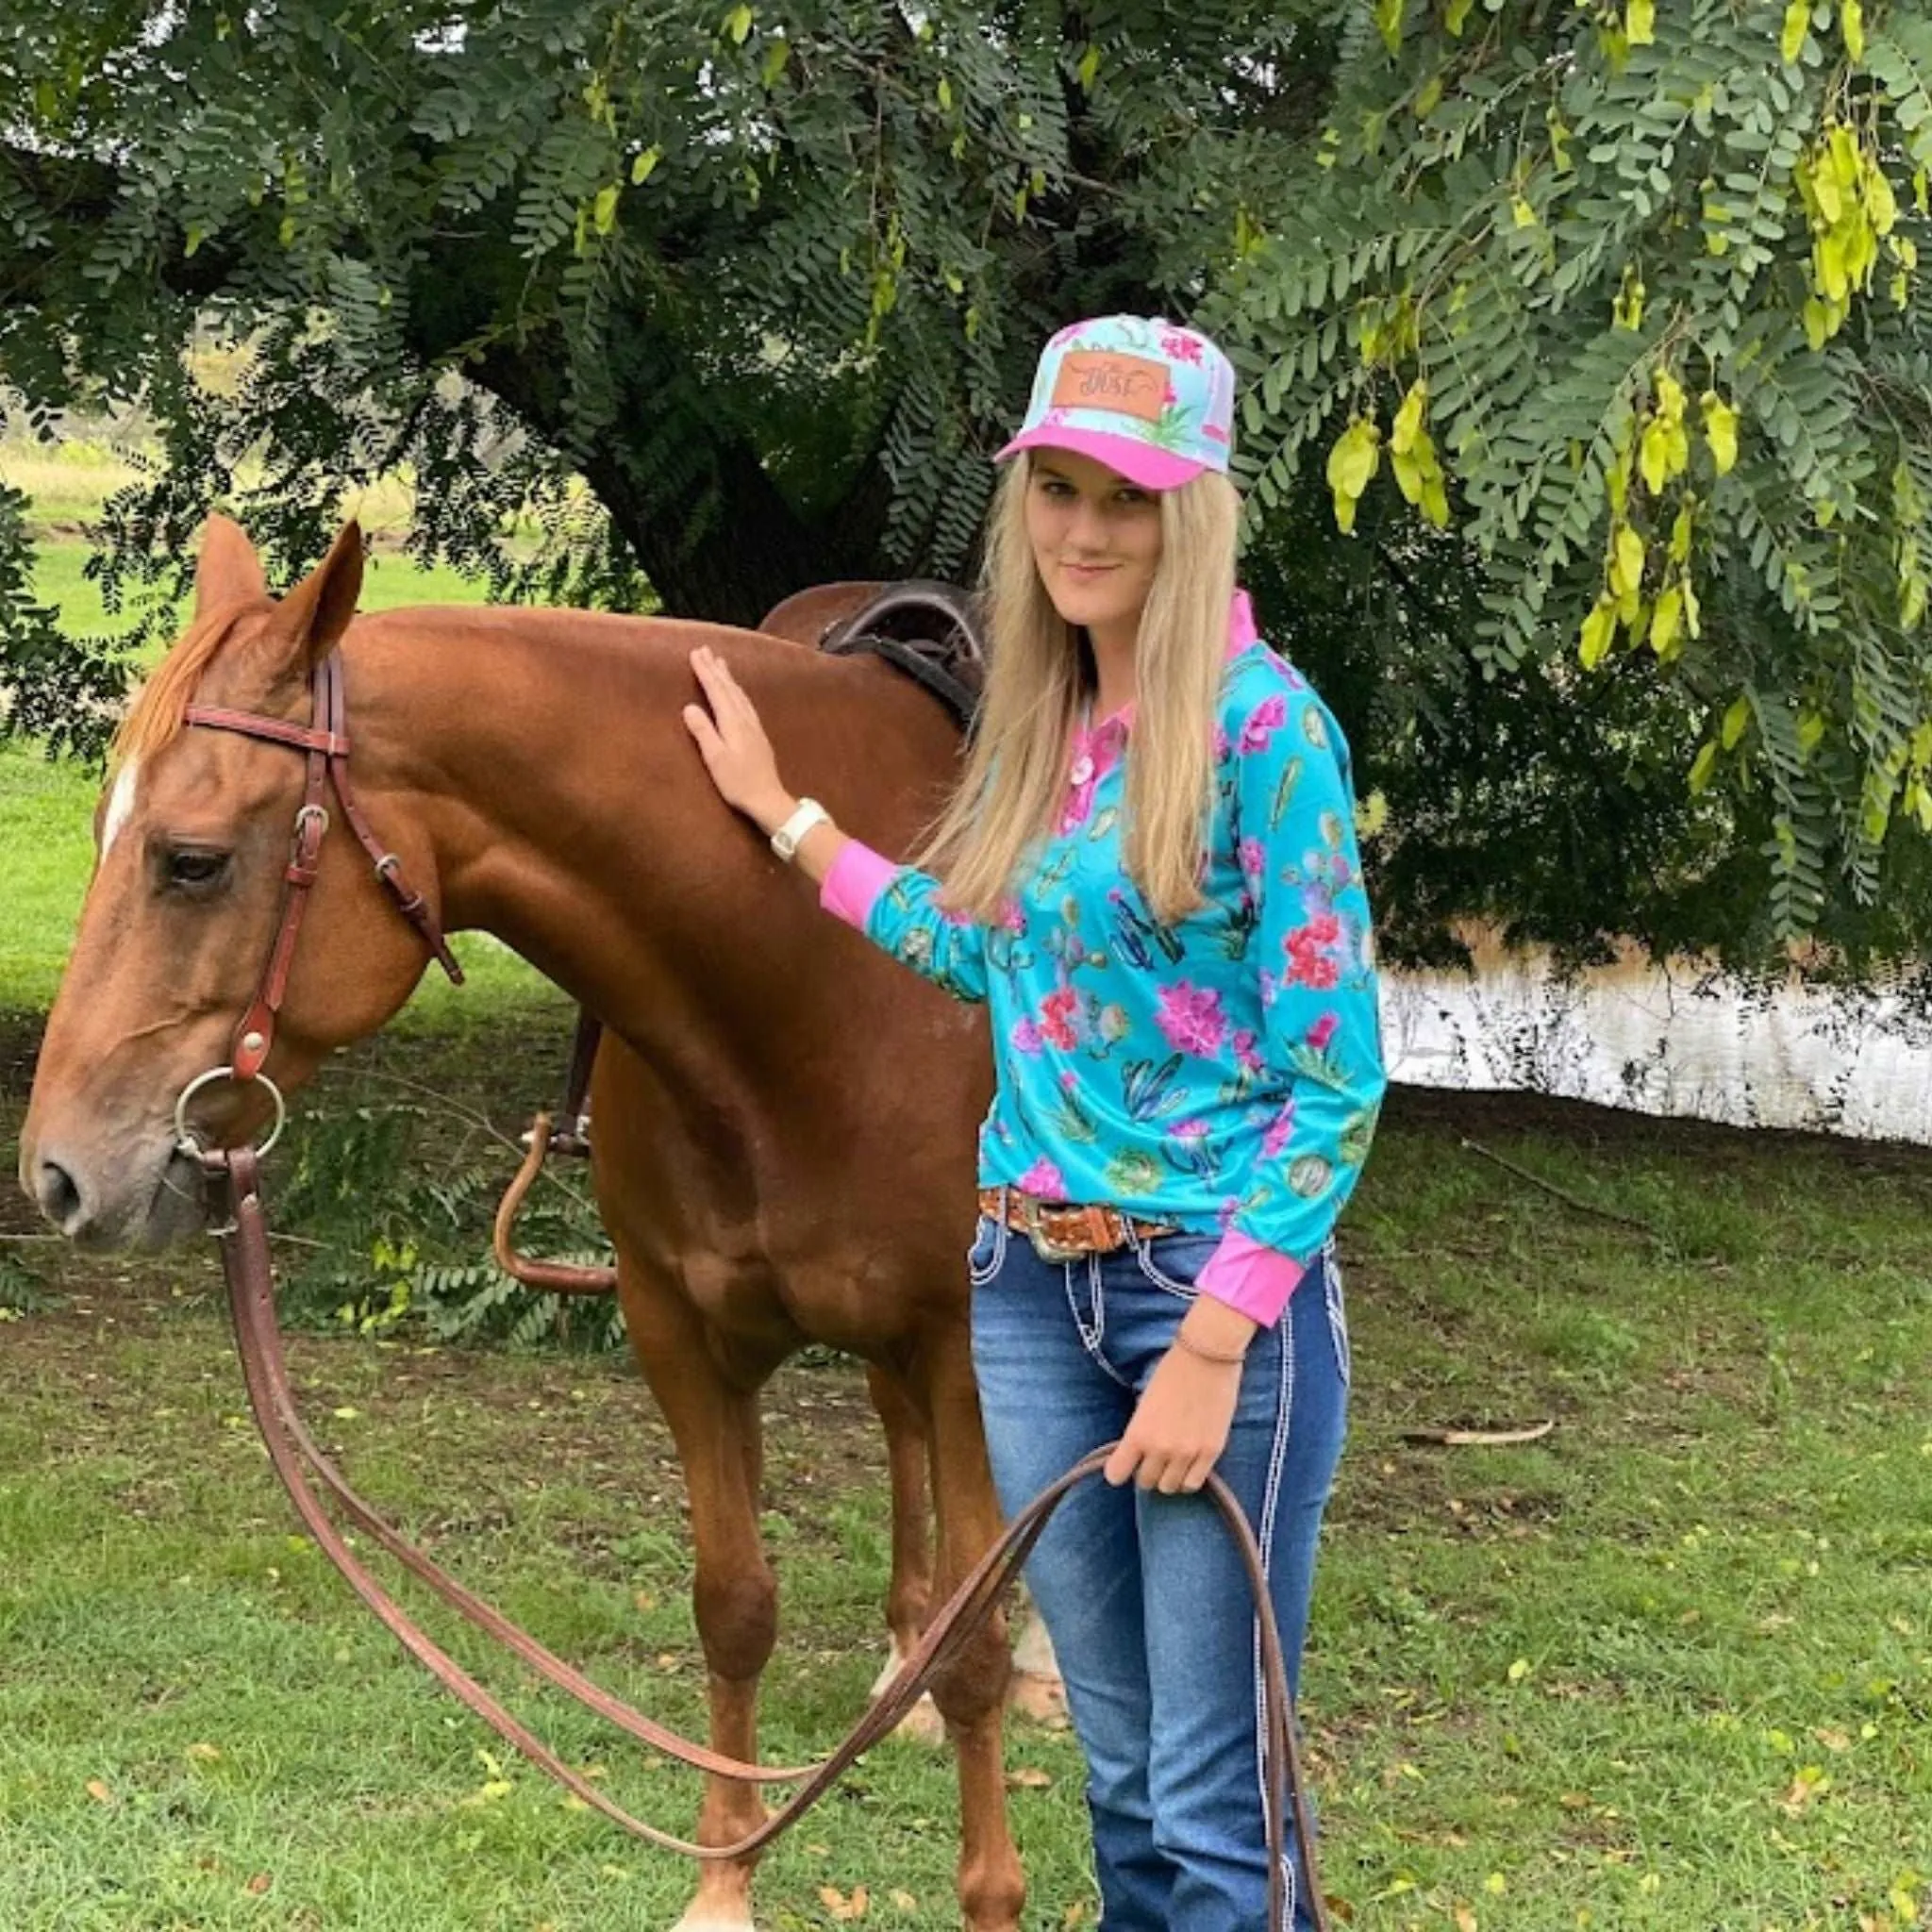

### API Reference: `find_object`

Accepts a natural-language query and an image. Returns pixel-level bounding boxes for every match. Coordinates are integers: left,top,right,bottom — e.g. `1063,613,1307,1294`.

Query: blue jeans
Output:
968,1209,1350,1932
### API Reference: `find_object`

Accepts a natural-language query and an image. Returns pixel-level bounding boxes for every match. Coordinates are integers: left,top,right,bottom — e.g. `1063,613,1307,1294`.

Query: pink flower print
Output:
1161,332,1205,365
1039,986,1080,1051
1213,724,1232,759
1239,837,1267,882
1009,1017,1045,1057
1233,1028,1265,1075
1262,1099,1297,1159
1216,1195,1241,1231
1240,694,1288,754
941,904,974,927
1162,380,1179,408
998,897,1027,933
1307,1011,1340,1053
1285,914,1341,991
1018,1157,1066,1201
1204,421,1229,445
1156,980,1227,1056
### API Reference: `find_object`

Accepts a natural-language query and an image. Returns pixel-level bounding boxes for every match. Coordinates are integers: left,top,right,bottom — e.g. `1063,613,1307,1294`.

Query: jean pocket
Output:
1322,1247,1352,1387
1131,1232,1220,1300
967,1212,1008,1287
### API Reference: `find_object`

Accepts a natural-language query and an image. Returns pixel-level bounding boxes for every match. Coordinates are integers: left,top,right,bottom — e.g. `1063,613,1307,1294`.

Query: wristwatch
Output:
771,796,831,861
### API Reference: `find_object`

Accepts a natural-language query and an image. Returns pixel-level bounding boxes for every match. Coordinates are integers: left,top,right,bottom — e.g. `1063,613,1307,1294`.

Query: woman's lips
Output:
1060,562,1117,581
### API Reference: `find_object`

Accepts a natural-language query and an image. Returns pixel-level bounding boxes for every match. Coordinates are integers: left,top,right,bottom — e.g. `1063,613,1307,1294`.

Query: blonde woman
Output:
684,315,1384,1931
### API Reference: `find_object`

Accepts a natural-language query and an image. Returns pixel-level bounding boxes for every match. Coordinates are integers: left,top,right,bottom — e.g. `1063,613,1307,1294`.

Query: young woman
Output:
682,315,1384,1931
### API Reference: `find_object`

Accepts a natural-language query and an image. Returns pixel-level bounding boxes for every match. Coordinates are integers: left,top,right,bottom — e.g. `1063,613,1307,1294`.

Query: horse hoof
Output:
884,1690,948,1746
670,1905,758,1932
1008,1668,1070,1728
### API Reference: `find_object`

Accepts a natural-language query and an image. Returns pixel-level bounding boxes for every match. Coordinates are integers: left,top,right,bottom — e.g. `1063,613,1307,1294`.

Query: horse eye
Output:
166,849,232,893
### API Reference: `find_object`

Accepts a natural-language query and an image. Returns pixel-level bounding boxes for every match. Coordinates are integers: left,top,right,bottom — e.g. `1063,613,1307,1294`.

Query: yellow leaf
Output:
1701,392,1739,475
1611,524,1646,598
1077,42,1101,90
1781,0,1808,63
819,1884,870,1921
1626,0,1655,45
1682,575,1703,637
1511,194,1538,229
1670,499,1695,562
1578,599,1616,670
1326,419,1382,503
1507,1657,1531,1683
86,1778,113,1804
1721,696,1752,749
1842,0,1865,58
1376,0,1406,56
1649,585,1683,658
1414,75,1442,118
1486,1873,1508,1895
1641,420,1671,495
724,3,753,43
1797,712,1826,757
1007,1766,1053,1788
1445,0,1474,34
1690,741,1718,793
1391,379,1427,454
1421,471,1451,528
592,184,620,234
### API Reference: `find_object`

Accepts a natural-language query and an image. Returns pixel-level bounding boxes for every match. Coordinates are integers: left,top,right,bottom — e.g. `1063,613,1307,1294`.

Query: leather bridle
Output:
169,651,462,1160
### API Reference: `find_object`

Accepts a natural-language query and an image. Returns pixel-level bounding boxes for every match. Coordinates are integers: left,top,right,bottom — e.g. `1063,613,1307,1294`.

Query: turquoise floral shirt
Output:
821,593,1384,1325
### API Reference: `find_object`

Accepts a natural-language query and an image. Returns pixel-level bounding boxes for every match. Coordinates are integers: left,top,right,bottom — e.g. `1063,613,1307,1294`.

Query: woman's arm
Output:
1190,681,1388,1328
683,644,991,1003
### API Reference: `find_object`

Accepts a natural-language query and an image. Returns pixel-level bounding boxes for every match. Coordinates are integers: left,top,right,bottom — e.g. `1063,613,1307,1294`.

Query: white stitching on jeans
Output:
967,1212,1008,1287
1067,1254,1132,1388
1131,1228,1211,1300
1323,1240,1351,1386
1252,1285,1296,1920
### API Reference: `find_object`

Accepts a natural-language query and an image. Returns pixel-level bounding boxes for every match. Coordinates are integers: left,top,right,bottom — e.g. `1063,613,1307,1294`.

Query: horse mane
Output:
110,603,261,771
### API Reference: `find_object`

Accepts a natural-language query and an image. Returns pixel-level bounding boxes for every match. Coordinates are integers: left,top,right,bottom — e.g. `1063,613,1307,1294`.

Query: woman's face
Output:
1024,450,1164,642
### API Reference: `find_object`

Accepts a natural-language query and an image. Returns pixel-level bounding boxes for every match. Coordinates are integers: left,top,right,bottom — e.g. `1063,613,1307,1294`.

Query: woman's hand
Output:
683,645,793,831
1104,1346,1243,1493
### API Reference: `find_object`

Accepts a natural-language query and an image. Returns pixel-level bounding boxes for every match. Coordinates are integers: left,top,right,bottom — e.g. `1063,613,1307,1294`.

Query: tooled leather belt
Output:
977,1186,1178,1263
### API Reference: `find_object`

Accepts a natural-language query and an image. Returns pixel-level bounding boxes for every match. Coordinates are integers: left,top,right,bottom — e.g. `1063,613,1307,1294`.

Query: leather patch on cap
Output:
1050,351,1169,423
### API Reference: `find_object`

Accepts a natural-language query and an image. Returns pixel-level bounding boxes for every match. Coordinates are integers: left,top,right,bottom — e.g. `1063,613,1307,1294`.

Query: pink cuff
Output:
820,840,899,929
1226,587,1259,656
1193,1229,1306,1328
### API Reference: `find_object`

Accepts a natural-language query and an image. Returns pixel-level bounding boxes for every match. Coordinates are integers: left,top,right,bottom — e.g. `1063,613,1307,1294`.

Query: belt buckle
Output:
1028,1224,1089,1264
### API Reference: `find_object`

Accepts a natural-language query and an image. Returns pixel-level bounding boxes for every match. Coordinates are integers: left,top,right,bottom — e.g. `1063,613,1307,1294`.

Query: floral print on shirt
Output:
837,626,1387,1279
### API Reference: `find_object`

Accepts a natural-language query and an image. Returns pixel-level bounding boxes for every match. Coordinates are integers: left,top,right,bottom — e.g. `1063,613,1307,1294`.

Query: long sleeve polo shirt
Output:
820,592,1385,1327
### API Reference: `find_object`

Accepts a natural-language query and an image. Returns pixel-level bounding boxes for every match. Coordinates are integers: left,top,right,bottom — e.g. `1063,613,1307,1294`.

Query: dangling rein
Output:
173,650,1329,1932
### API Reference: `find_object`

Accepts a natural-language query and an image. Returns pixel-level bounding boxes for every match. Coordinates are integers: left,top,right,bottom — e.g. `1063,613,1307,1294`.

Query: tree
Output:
5,0,1932,967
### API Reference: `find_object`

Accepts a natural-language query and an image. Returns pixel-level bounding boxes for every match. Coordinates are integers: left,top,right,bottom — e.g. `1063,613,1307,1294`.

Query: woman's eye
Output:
167,851,231,891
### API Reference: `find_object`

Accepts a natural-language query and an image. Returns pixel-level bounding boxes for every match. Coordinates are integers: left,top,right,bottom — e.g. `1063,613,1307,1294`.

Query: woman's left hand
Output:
1104,1348,1242,1493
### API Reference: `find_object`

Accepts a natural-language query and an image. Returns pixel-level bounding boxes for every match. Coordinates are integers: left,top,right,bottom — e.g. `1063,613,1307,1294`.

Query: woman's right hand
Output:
683,645,793,831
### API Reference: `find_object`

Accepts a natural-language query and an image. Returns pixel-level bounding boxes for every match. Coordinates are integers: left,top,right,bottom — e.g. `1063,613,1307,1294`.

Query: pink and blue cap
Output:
995,314,1237,492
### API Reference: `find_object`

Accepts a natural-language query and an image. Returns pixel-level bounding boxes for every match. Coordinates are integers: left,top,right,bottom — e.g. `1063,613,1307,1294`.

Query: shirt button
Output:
1070,754,1094,787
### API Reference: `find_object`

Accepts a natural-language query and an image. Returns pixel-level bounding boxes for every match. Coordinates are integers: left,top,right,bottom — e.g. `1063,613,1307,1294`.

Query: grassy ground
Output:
3,1011,1929,1930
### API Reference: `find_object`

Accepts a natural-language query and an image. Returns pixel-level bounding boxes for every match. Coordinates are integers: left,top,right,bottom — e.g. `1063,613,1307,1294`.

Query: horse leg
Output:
921,1328,1026,1932
865,1362,946,1745
619,1262,775,1932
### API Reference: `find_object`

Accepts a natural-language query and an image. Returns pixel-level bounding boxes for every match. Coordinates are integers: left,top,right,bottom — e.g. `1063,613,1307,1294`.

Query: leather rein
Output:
171,645,1328,1932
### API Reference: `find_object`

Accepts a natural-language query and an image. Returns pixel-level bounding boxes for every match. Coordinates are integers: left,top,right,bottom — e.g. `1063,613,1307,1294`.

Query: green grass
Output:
2,1062,1929,1931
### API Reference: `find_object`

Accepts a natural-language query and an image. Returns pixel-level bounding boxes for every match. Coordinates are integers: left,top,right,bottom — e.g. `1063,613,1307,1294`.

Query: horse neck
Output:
343,606,944,1075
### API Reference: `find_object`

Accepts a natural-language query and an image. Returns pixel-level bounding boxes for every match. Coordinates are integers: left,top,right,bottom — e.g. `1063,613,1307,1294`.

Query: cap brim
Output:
995,425,1207,492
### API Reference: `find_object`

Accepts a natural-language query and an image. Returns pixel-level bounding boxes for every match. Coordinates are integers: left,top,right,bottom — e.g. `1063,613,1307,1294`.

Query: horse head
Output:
19,516,442,1247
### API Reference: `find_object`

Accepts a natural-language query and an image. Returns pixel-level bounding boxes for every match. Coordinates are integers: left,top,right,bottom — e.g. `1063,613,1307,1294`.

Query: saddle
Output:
817,579,986,731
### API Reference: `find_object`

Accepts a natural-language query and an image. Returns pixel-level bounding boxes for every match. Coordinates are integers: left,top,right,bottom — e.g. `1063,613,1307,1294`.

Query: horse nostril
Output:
35,1158,87,1235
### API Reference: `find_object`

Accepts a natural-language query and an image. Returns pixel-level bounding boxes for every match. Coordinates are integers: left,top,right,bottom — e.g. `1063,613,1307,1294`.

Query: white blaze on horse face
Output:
101,758,142,858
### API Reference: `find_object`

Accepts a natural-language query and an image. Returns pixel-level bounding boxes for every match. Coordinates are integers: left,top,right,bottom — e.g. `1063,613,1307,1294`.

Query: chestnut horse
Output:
17,520,1027,1930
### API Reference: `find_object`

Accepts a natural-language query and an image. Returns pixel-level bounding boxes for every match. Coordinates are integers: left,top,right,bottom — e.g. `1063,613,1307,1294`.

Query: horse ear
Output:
265,521,364,672
194,514,268,613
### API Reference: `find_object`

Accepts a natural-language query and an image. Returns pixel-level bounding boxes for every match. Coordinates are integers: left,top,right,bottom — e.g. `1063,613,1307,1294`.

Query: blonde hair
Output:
917,456,1241,926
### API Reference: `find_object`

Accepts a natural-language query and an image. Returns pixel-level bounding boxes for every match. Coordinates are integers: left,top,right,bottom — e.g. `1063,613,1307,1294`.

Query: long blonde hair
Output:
916,456,1241,926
